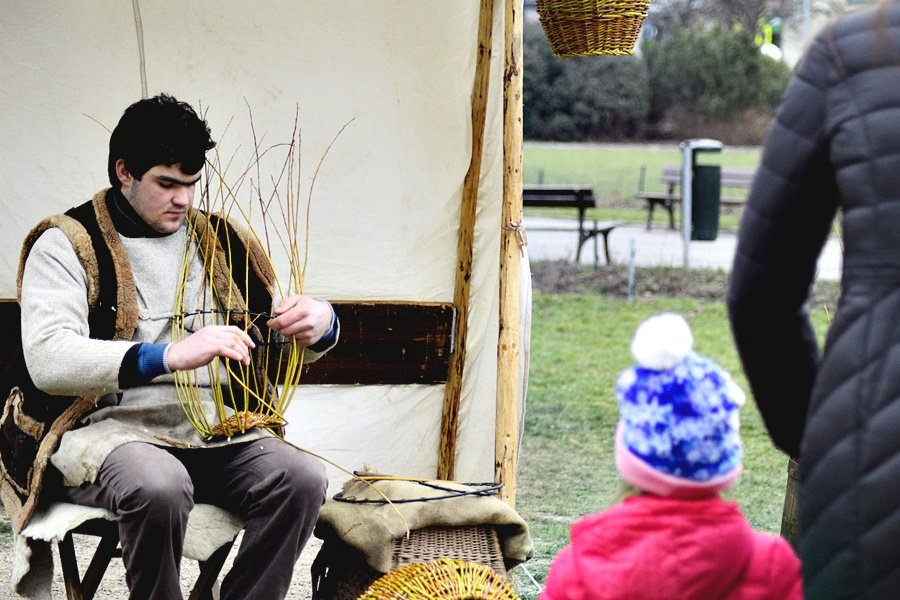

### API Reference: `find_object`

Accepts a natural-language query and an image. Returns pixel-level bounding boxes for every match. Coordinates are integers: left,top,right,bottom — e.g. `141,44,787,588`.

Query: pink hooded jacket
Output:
540,495,801,600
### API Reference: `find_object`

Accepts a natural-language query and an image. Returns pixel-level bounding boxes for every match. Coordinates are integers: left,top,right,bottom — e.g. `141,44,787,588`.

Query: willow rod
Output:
495,0,524,507
437,0,495,481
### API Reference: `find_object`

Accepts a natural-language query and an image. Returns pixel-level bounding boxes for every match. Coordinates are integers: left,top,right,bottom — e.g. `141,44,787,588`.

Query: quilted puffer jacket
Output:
728,3,900,599
540,495,801,600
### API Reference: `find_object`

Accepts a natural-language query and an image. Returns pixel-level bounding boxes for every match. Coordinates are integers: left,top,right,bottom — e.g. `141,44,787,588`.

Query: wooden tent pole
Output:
438,0,495,481
495,0,523,506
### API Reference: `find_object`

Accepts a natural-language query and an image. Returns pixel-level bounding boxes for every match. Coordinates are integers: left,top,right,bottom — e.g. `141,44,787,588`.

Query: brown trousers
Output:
63,437,327,600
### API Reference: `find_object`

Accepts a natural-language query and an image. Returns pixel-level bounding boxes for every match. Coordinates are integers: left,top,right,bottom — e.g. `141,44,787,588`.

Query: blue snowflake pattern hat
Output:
614,313,745,498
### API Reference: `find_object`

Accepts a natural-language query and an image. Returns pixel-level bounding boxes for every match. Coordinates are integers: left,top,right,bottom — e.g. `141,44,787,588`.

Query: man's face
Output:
117,161,201,233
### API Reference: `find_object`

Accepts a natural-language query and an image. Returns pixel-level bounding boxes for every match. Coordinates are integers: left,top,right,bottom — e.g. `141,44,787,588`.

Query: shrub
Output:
757,53,793,109
641,25,792,143
524,21,651,141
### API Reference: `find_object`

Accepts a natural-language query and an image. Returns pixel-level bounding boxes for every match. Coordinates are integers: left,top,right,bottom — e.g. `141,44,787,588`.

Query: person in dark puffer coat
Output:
727,2,900,599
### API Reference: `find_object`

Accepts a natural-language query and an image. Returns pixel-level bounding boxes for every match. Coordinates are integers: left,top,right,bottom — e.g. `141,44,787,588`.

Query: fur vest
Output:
0,189,277,532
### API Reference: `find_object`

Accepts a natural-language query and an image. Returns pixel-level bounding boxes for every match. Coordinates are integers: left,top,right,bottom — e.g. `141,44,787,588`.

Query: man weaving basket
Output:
4,94,339,599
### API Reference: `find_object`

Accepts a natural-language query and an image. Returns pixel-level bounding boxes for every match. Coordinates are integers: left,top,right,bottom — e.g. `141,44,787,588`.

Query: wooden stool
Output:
19,502,244,600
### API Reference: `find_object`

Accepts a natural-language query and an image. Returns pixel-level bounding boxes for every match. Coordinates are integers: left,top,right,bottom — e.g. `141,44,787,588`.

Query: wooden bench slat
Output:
522,185,595,209
635,191,678,201
523,197,594,208
637,192,745,205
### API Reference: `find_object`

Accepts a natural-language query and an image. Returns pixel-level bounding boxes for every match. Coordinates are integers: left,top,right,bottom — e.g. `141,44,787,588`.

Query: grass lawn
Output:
524,142,763,231
510,291,829,599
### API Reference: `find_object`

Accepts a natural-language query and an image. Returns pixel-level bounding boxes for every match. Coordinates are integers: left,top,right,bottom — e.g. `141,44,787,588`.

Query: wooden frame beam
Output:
496,0,524,506
438,0,495,481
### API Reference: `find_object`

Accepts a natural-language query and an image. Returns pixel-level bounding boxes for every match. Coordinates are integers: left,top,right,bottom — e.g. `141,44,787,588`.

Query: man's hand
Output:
166,325,256,371
267,295,333,347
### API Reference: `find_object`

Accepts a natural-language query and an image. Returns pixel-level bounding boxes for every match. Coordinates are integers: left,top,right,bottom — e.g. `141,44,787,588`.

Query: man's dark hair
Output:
107,94,216,188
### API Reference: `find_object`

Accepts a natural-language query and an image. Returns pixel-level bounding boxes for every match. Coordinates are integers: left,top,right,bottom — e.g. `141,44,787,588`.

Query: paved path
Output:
524,216,843,282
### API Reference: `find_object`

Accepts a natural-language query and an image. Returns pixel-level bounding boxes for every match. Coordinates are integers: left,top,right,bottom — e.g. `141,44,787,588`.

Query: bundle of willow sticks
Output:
171,110,351,442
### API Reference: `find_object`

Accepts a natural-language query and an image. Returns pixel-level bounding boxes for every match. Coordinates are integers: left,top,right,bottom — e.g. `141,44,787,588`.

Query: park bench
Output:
0,298,455,599
635,165,755,230
523,184,620,265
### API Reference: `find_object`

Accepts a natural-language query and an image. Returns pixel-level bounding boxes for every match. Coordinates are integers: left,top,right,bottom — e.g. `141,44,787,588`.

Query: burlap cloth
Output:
313,477,533,573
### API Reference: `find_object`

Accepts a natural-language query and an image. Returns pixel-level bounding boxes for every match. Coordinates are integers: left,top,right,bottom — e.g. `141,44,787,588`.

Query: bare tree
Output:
652,0,847,37
647,0,708,33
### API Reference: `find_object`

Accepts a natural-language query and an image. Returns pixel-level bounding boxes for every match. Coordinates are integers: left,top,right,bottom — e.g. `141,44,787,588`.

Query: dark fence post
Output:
780,457,801,548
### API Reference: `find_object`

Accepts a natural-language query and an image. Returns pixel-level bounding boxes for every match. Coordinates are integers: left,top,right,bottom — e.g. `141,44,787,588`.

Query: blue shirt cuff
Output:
308,305,338,352
119,342,171,388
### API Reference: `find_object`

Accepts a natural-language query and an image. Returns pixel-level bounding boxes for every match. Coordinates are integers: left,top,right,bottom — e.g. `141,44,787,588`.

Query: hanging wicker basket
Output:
357,558,519,600
536,0,650,57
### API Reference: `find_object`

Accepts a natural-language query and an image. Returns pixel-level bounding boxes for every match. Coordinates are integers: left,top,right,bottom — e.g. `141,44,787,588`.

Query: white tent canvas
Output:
0,1,524,492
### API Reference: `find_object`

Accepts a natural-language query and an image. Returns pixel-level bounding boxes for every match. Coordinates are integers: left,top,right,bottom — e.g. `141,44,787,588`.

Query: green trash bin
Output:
691,164,721,241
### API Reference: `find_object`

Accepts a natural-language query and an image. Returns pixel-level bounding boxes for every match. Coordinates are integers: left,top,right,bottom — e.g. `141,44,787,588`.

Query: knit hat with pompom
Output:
614,313,745,498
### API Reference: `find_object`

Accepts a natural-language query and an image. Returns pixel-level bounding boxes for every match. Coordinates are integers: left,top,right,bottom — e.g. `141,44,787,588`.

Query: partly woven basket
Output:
536,0,650,57
393,525,506,574
311,525,507,600
357,558,519,600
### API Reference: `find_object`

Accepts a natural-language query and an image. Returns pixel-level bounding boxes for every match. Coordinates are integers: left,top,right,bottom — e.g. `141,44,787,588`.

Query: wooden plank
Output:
780,457,801,549
523,184,593,191
522,196,594,209
635,192,678,202
0,300,20,372
522,185,595,209
643,165,753,210
660,165,681,182
58,534,85,600
721,176,754,185
189,541,235,600
299,301,455,385
79,530,121,599
657,165,753,187
1,299,455,386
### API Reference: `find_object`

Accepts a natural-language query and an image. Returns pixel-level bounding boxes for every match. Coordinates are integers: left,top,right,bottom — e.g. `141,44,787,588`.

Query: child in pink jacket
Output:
541,314,802,600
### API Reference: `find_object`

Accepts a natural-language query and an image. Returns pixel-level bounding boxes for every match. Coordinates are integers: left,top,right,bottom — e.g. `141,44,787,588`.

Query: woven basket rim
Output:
537,0,650,16
358,558,518,600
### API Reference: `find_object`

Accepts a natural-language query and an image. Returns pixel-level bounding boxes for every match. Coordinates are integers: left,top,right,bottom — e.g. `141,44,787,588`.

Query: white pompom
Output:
630,313,693,370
